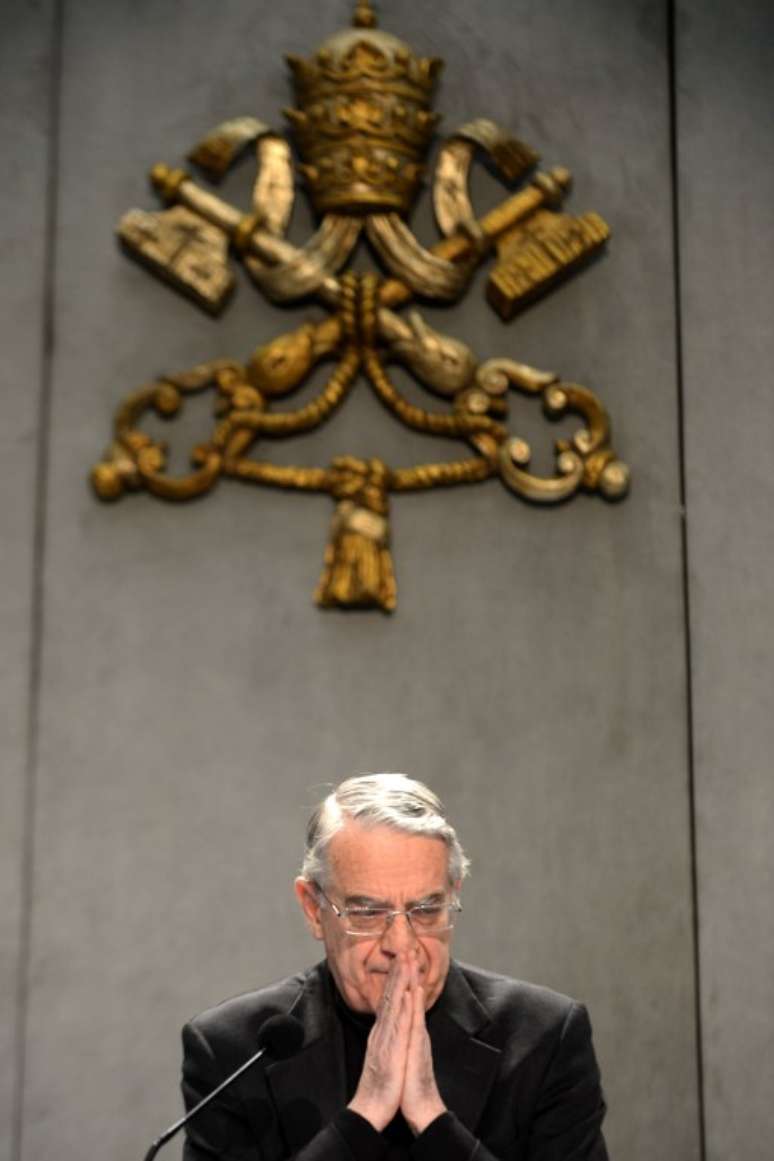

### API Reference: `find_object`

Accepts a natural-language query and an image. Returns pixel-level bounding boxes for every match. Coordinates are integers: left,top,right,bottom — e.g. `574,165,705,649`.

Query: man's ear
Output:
294,877,324,940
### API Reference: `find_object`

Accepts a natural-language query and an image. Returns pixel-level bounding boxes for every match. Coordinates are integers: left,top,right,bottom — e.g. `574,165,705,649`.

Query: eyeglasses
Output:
315,884,462,938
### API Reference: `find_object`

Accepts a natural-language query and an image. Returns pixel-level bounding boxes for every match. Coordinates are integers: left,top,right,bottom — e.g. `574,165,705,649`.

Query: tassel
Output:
315,458,396,613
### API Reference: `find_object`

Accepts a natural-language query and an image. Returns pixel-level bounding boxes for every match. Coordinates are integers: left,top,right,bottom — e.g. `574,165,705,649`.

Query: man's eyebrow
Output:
407,891,446,907
342,890,447,908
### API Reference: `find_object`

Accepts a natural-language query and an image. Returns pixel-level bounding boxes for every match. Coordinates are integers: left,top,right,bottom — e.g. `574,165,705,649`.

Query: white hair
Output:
301,772,470,887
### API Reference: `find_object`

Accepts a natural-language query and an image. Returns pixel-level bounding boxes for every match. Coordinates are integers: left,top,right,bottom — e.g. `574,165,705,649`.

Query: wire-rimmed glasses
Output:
315,884,462,938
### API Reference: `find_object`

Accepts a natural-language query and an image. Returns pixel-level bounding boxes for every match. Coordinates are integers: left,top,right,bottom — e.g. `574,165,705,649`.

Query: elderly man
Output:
181,774,609,1159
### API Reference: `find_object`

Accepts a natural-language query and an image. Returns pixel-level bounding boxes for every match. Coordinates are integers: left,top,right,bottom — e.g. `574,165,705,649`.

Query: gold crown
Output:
285,2,443,215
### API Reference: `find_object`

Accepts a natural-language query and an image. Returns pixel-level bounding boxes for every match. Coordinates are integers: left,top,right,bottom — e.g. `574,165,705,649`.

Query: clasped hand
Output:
348,952,446,1136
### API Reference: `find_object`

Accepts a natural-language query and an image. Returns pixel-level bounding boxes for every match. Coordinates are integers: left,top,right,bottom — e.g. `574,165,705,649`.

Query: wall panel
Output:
678,2,774,1158
0,3,56,1159
18,3,697,1160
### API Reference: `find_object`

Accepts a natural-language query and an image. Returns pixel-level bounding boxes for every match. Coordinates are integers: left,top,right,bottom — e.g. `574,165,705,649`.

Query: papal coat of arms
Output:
91,0,629,612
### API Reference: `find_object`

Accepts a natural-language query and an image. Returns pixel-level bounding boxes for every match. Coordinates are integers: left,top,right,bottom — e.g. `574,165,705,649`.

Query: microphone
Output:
142,1013,305,1161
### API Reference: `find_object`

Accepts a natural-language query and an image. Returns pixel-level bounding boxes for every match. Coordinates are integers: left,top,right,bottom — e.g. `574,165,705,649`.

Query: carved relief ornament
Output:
92,0,629,613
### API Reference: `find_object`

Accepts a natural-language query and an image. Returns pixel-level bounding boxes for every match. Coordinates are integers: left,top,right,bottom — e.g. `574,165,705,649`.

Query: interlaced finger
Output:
408,958,425,1034
377,956,410,1024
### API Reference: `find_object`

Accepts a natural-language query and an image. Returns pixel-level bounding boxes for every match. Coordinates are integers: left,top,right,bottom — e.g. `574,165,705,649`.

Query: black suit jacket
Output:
181,960,609,1160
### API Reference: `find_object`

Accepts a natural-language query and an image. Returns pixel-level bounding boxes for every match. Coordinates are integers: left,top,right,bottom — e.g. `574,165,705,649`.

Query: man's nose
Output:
379,911,417,954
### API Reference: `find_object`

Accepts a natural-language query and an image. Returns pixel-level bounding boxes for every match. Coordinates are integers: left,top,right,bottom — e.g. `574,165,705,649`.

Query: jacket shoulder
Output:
186,966,312,1056
455,961,582,1048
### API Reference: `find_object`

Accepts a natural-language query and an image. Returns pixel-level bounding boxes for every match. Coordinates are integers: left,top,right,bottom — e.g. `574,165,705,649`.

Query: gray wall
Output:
678,3,774,1158
1,1,57,1157
2,2,771,1160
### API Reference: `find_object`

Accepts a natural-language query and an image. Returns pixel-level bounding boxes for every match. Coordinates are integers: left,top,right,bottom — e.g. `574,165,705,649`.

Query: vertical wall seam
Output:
667,1,707,1158
10,1,65,1159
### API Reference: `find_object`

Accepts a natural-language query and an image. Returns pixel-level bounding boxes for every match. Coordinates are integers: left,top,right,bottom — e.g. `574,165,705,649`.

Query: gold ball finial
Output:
353,1,377,28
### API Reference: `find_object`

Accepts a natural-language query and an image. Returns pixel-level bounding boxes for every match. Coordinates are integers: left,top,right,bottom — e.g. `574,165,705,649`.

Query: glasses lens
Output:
346,907,391,934
410,903,454,931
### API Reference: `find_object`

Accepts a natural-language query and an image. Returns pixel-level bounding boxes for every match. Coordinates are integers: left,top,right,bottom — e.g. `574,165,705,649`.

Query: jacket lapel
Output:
430,961,502,1133
264,964,347,1152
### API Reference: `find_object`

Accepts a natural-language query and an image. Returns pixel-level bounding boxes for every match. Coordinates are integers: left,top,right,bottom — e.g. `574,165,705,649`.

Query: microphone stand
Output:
143,1042,270,1161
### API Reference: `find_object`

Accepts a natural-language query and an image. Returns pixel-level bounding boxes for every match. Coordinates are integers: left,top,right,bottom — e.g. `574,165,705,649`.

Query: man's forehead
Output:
327,821,449,894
